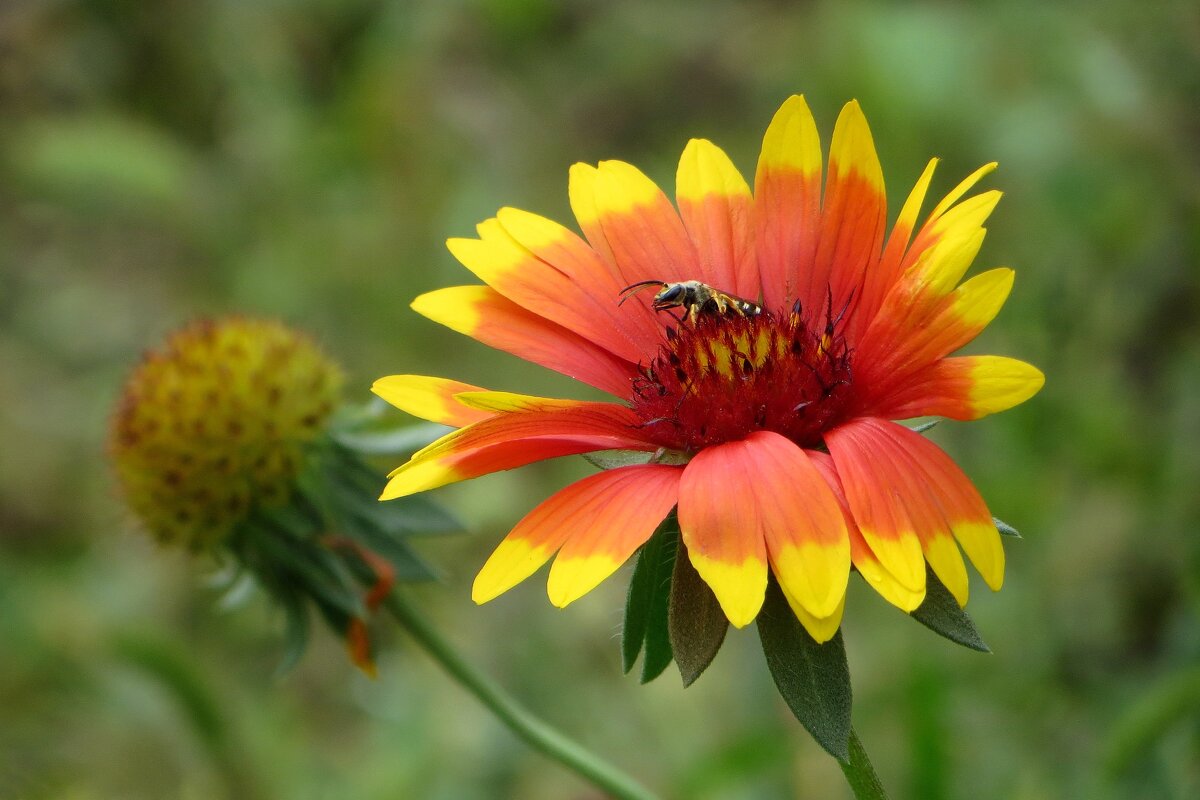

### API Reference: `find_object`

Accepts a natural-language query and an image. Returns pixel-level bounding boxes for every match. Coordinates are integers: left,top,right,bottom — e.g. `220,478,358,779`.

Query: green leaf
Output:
909,566,991,653
325,442,460,535
275,586,311,676
583,450,654,470
640,530,677,684
757,578,852,761
908,419,941,434
621,517,677,679
993,516,1021,538
668,541,728,687
331,423,451,455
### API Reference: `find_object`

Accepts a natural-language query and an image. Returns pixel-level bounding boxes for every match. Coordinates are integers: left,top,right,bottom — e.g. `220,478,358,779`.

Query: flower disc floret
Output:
632,303,852,452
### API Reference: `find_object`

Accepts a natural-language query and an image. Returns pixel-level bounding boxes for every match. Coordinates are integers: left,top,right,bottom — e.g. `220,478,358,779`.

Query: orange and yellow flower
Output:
375,96,1043,642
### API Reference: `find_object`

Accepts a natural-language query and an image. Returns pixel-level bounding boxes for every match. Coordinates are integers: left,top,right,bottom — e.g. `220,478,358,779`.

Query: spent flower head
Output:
111,317,454,673
110,317,342,550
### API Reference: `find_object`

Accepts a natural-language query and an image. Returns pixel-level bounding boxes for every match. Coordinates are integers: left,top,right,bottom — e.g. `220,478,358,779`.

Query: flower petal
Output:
568,162,620,271
828,418,1005,595
371,375,491,427
473,465,681,605
412,285,638,396
446,218,646,363
809,100,886,325
546,465,682,607
855,157,938,339
877,356,1046,422
809,452,926,612
778,584,847,644
677,438,774,627
754,94,822,312
856,267,1016,401
590,159,704,287
676,138,758,299
825,420,927,594
495,206,662,354
734,432,850,621
884,422,1005,591
901,163,1000,276
381,402,656,500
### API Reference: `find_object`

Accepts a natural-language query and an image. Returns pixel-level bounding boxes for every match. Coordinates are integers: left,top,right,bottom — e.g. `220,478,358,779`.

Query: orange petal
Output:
412,285,638,396
856,157,938,338
809,452,926,612
754,94,822,311
381,402,656,500
546,465,682,607
568,162,620,273
825,420,927,594
679,437,784,628
495,206,662,356
856,266,1015,398
729,432,850,623
828,418,1005,596
676,138,758,299
371,375,491,427
446,218,646,363
591,159,704,287
878,356,1045,421
474,465,681,604
808,100,886,325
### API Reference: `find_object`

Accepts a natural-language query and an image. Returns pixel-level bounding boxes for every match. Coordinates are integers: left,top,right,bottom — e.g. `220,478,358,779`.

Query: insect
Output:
618,280,763,323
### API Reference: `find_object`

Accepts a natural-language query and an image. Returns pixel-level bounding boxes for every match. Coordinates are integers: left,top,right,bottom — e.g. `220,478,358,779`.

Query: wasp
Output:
618,280,763,323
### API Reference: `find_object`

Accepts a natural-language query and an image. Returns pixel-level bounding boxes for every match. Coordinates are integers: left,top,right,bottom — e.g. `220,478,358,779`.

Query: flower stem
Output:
382,592,660,800
838,727,890,799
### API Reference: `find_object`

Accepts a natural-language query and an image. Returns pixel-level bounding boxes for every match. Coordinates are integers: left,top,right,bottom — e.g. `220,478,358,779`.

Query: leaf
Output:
909,566,991,653
908,419,941,434
757,578,852,761
668,540,728,687
583,450,654,470
331,423,451,455
621,517,677,679
326,443,460,535
274,586,312,676
993,516,1021,538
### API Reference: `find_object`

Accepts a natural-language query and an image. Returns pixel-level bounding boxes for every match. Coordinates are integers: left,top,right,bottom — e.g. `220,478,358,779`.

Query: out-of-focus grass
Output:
1,0,1197,797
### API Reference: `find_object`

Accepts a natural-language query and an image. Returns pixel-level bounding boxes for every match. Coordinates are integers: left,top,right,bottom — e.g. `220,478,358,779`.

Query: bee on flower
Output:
375,96,1044,644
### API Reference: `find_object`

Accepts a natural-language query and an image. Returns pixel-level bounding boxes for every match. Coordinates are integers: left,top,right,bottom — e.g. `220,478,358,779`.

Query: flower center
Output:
630,301,853,453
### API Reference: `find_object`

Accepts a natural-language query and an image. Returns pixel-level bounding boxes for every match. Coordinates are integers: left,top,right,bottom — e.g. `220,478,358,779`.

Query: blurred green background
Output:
2,0,1198,797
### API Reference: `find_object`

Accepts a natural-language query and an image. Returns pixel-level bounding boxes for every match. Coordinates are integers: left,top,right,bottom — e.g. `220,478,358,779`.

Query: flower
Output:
109,316,455,675
375,96,1044,642
111,317,343,551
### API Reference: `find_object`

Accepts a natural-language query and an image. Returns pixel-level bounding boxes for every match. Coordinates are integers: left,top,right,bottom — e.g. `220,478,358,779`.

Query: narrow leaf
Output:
910,565,991,652
640,528,677,684
622,516,677,676
757,578,852,761
331,423,451,455
275,586,311,676
993,516,1021,538
669,539,728,687
908,419,941,434
583,450,654,470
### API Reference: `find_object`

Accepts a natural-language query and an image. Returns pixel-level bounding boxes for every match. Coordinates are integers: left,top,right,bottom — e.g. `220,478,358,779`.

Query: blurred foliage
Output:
1,0,1198,797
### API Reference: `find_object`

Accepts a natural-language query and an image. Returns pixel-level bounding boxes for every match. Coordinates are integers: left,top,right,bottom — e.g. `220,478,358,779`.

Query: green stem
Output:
838,727,889,800
382,592,660,800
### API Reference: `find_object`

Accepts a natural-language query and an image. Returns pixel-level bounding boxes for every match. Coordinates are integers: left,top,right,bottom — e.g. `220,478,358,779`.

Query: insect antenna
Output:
617,280,664,306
